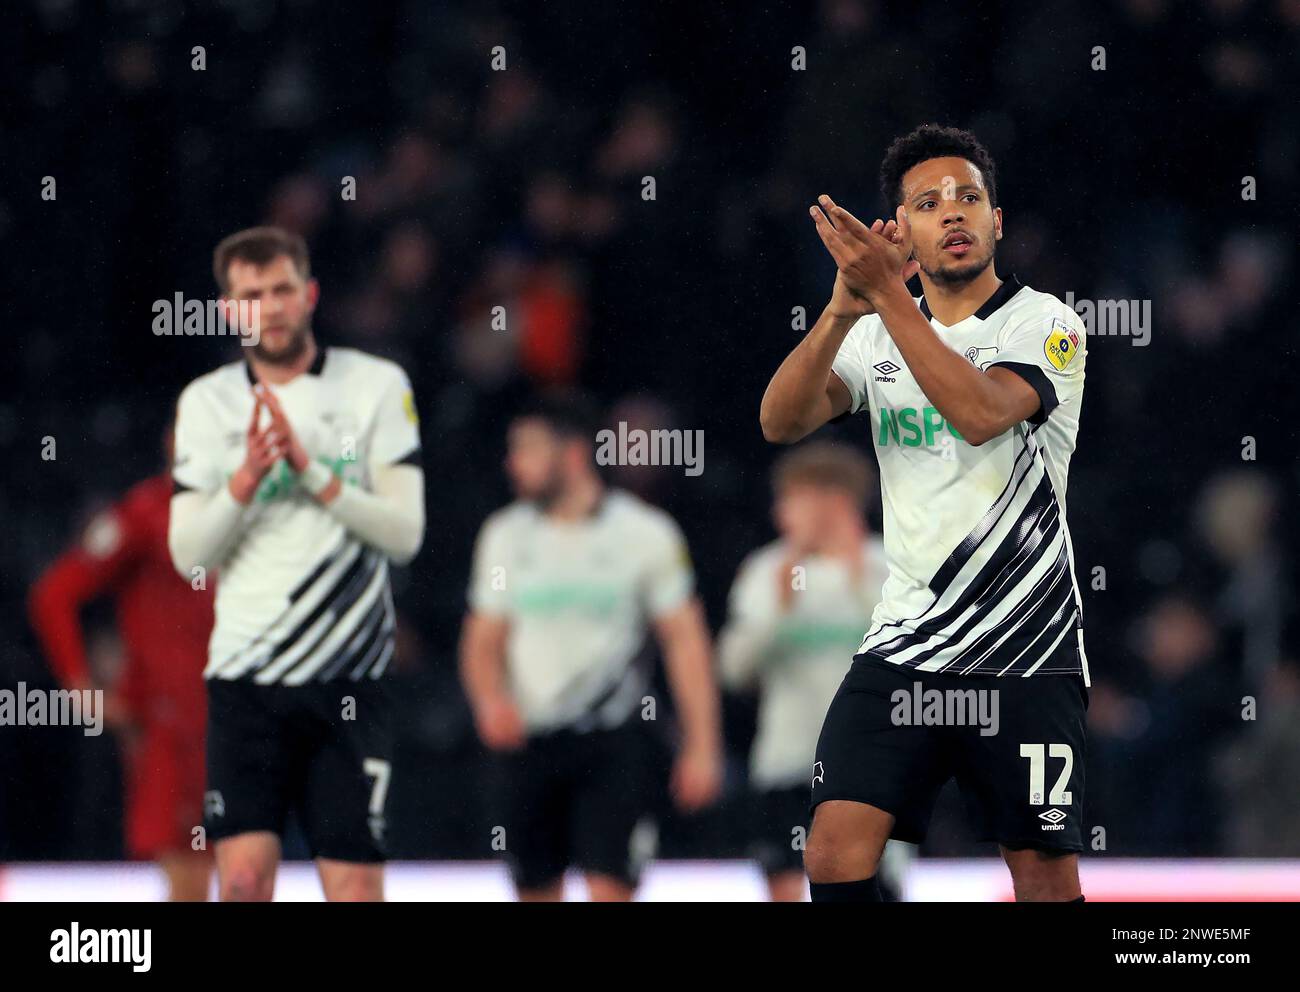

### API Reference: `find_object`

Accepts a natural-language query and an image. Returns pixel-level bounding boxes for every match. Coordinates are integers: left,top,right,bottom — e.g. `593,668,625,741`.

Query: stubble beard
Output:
921,242,996,288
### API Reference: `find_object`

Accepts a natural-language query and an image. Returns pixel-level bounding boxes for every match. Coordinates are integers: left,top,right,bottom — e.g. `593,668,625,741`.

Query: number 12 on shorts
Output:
1019,743,1073,806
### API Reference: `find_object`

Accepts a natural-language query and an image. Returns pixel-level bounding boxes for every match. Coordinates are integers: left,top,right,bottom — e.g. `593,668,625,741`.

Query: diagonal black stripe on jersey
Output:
993,592,1078,677
860,444,1043,651
945,546,1072,673
883,500,1064,668
209,538,361,677
944,551,1075,674
863,470,1058,658
347,609,396,680
256,549,380,671
928,441,1036,597
289,537,349,603
266,561,391,683
305,587,392,682
878,502,1063,668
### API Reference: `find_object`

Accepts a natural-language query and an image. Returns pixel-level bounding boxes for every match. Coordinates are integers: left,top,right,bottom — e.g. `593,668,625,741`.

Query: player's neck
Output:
249,336,318,385
546,474,605,522
917,266,1002,327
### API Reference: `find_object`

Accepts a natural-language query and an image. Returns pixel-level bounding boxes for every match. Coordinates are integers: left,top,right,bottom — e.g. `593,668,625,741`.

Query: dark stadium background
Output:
2,0,1297,866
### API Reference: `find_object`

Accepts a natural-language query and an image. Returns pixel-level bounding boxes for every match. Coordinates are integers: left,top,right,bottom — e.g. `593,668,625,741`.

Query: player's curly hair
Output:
879,124,998,211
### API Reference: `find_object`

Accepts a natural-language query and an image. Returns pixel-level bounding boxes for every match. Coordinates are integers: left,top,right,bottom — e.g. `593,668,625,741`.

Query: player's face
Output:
505,419,567,504
223,255,319,364
899,156,1002,287
774,483,827,549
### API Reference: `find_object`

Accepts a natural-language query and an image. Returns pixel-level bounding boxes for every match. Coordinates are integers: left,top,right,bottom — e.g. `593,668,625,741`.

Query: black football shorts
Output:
204,677,395,863
491,719,660,891
811,656,1088,853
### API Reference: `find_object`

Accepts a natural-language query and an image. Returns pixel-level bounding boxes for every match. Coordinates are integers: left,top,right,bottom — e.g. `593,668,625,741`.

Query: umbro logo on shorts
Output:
1038,808,1067,831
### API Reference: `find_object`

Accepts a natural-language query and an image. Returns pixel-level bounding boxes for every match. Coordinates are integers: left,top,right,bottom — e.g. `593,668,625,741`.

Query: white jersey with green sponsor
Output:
468,489,694,732
830,276,1089,683
719,537,888,790
173,346,420,684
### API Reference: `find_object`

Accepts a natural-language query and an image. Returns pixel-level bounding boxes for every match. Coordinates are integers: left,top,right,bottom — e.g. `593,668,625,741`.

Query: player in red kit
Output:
29,435,215,901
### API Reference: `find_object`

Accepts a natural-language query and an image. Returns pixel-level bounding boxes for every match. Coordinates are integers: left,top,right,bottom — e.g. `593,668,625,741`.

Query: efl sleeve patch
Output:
1044,319,1081,371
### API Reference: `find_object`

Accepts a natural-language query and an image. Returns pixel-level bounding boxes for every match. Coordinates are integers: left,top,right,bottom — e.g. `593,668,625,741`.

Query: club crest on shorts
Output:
204,790,226,819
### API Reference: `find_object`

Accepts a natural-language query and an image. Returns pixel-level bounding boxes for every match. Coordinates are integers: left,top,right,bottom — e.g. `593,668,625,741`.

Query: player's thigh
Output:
571,723,657,891
204,681,299,844
214,831,281,901
492,734,571,894
300,679,395,864
810,658,953,848
953,673,1088,856
316,857,385,902
1000,846,1081,902
805,800,895,881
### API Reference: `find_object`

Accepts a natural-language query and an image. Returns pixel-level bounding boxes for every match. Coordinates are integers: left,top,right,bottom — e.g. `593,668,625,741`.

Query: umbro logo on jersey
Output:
873,360,900,383
1039,808,1067,831
812,761,825,786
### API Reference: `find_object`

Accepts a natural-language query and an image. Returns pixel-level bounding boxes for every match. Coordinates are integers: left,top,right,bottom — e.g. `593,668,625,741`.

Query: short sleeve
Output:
989,312,1086,426
467,514,512,616
369,365,422,468
641,513,695,619
172,383,226,493
829,317,874,415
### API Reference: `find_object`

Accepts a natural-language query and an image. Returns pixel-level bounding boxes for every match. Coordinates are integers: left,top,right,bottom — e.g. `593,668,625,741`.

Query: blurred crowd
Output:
3,0,1298,861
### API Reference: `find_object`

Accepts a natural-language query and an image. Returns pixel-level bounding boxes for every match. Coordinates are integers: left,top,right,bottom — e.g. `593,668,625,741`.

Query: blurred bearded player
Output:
29,427,214,901
460,396,723,901
169,226,425,901
761,125,1090,902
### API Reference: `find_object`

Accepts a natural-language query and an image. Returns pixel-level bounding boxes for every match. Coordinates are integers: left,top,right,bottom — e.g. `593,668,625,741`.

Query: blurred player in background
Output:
29,427,214,901
762,125,1090,902
169,227,425,901
719,441,910,901
460,396,722,901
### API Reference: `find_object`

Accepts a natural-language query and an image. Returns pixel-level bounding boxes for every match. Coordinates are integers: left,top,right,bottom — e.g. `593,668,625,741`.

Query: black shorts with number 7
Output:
811,655,1088,852
204,677,395,863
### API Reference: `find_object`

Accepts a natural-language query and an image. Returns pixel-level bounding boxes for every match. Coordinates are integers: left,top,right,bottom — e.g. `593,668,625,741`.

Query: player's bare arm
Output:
459,610,525,751
811,195,1040,445
653,597,723,811
761,214,916,444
